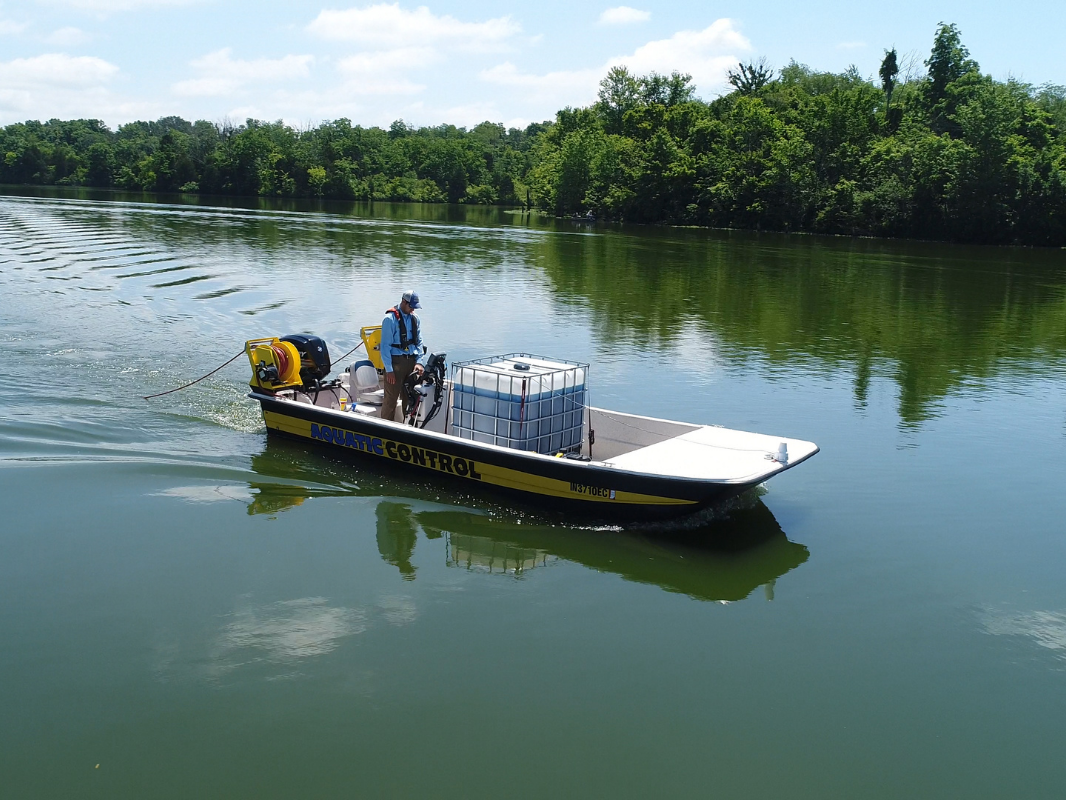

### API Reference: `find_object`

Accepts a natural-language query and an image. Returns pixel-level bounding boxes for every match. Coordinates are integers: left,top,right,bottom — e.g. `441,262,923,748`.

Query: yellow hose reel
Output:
246,338,302,391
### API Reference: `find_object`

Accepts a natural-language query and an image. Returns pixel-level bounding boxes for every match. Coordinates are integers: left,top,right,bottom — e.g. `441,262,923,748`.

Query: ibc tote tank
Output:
450,354,588,454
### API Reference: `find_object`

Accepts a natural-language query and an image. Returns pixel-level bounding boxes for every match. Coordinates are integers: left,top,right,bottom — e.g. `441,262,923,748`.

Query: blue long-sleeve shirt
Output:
380,308,426,373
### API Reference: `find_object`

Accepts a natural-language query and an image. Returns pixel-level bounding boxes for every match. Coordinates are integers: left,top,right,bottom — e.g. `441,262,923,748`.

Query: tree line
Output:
0,115,541,206
3,23,1064,245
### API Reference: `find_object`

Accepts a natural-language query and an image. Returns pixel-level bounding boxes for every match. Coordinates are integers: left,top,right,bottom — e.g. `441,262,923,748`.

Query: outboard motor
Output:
402,352,447,428
280,334,331,388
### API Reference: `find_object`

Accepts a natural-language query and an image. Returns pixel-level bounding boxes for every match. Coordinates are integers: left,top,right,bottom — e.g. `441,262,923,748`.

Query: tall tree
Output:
597,66,641,133
637,71,695,106
925,23,977,109
727,58,773,95
880,48,899,108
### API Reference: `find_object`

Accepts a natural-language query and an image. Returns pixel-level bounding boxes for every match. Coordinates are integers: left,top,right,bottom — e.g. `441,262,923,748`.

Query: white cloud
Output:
172,48,314,98
336,46,432,95
437,100,503,127
0,19,29,35
337,45,435,74
0,52,161,123
481,18,751,111
307,3,520,52
305,4,525,105
0,52,118,88
225,104,266,121
615,18,750,86
598,6,650,25
46,26,91,46
480,61,599,106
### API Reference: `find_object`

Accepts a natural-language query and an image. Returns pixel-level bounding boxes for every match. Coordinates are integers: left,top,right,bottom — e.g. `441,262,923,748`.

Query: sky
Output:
0,0,1063,130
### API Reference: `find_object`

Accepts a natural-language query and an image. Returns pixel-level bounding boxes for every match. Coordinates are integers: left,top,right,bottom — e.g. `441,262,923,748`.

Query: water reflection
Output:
444,533,556,576
371,502,807,602
246,481,353,516
376,502,419,580
416,505,807,603
980,607,1066,661
246,448,360,516
207,597,367,680
532,227,1066,424
376,501,556,577
3,185,527,227
247,438,808,602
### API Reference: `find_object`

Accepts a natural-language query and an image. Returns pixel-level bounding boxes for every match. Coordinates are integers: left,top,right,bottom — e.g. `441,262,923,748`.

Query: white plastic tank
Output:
451,355,587,453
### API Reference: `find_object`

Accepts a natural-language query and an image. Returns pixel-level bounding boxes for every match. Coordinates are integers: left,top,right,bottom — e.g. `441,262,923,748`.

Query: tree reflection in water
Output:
375,502,419,580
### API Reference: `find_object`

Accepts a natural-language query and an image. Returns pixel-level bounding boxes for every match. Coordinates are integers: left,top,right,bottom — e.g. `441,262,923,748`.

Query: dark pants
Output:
381,355,417,421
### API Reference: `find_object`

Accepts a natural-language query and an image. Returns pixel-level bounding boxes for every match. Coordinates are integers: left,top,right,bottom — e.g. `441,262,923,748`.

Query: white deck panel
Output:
603,425,819,482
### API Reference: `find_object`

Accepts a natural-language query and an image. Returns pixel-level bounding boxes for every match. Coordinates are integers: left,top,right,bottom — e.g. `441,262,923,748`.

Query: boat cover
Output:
603,426,819,483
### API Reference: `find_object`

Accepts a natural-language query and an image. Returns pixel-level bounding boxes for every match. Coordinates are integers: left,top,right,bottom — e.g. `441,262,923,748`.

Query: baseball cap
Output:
402,290,421,309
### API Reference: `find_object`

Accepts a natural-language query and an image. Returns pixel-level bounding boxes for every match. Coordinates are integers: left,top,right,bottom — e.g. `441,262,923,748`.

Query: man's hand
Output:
385,372,395,384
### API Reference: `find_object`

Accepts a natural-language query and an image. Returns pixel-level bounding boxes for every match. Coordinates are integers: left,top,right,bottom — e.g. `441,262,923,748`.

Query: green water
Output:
2,188,1065,798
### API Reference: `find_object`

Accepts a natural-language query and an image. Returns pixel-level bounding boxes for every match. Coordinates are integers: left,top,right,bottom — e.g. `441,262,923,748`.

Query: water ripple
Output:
152,274,215,288
193,286,247,300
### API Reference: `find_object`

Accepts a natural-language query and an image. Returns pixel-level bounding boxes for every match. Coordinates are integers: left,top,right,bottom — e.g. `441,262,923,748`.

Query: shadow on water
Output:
247,438,809,603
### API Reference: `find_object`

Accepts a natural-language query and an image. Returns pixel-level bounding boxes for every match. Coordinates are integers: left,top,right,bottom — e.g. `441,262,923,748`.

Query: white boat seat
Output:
352,364,383,405
358,388,385,404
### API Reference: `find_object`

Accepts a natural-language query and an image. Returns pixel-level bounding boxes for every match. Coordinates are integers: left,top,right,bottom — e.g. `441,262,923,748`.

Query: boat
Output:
244,331,819,521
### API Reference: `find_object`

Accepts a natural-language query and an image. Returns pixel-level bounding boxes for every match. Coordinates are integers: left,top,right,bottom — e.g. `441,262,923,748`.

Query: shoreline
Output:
3,184,1062,252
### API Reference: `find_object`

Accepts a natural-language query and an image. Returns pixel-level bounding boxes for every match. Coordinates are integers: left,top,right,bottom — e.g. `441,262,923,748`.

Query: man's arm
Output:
413,312,427,369
380,314,396,374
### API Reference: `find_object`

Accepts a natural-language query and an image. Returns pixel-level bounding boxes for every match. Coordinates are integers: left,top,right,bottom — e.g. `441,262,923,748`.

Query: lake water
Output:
2,188,1065,798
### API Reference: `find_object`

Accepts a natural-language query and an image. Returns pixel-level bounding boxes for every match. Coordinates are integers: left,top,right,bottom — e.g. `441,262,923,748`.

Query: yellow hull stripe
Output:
263,410,695,507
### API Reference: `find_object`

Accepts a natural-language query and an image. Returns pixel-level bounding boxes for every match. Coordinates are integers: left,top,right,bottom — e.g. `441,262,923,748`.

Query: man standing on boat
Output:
380,289,427,422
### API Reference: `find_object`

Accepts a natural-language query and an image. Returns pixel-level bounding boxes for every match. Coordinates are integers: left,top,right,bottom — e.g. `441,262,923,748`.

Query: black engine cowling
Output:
280,334,331,386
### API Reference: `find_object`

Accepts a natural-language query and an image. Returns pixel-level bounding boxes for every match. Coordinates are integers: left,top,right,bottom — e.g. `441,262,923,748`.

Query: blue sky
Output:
0,0,1062,129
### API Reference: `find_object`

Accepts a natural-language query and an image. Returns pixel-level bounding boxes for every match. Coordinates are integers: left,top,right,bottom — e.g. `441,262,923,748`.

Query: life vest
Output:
386,307,419,351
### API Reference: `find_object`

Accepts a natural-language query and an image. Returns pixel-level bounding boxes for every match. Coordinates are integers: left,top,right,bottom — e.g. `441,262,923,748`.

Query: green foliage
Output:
1,22,1063,245
0,114,543,207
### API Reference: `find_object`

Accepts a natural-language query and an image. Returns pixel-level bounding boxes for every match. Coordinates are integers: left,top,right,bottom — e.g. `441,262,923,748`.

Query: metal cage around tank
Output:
449,354,589,454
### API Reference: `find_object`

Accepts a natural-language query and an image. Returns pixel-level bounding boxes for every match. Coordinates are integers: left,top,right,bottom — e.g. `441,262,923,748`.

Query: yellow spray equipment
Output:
360,325,384,371
246,338,302,391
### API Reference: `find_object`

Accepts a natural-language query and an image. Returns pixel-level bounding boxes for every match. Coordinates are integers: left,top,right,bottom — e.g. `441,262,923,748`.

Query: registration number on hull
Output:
569,482,616,499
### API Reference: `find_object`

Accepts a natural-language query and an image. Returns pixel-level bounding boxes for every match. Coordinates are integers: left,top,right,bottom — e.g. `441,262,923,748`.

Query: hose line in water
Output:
143,349,246,400
143,339,365,401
